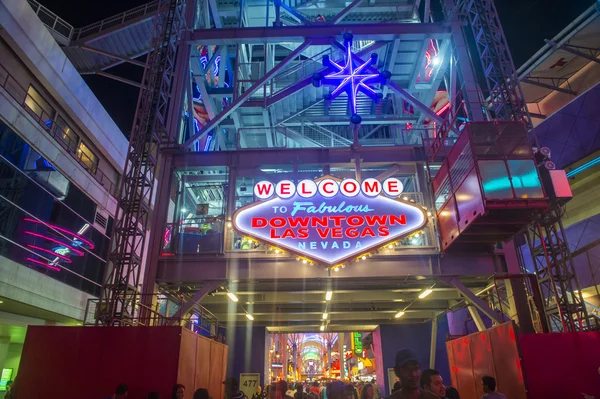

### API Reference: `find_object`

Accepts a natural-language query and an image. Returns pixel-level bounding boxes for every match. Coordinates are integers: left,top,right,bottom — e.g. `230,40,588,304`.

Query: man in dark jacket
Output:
387,349,438,399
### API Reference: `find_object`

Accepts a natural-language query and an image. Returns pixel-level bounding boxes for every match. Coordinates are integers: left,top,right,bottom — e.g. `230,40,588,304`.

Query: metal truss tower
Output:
455,0,533,134
525,206,597,332
97,0,183,325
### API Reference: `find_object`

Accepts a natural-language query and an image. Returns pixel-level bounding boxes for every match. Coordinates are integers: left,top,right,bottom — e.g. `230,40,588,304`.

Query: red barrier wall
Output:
519,331,600,399
447,323,600,399
15,326,228,399
447,322,527,399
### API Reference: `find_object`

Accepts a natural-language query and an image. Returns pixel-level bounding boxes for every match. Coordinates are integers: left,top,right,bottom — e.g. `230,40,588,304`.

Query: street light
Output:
227,292,239,302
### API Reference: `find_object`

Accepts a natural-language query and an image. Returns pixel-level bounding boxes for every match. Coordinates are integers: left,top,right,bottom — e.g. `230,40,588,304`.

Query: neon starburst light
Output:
313,33,391,123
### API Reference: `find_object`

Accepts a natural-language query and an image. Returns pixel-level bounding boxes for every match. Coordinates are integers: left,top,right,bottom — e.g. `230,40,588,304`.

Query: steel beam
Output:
429,315,437,368
96,71,141,88
173,146,423,169
546,39,600,65
80,45,146,67
279,1,310,25
328,0,365,24
189,23,451,44
522,78,577,95
183,41,312,149
169,280,225,324
208,0,222,28
467,305,486,331
440,276,504,324
388,82,447,128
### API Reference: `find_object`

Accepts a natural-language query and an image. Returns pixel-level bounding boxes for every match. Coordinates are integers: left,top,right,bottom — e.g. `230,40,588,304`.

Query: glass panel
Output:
478,160,513,199
0,152,108,296
507,160,544,198
24,86,54,126
165,167,228,254
55,116,79,152
77,142,98,173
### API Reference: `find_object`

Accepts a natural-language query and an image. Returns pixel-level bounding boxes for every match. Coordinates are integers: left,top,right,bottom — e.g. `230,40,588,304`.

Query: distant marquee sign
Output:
232,177,427,266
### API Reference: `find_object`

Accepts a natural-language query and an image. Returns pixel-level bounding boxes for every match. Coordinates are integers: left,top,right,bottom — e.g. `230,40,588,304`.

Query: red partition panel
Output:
519,332,600,399
178,329,199,394
447,323,525,399
196,335,212,393
209,340,227,399
470,330,494,399
447,337,477,399
488,323,526,399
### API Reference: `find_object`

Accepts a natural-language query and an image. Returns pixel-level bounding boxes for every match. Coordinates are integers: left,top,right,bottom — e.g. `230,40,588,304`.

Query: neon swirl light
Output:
23,218,95,249
313,33,390,123
27,257,60,271
24,231,85,256
26,244,72,263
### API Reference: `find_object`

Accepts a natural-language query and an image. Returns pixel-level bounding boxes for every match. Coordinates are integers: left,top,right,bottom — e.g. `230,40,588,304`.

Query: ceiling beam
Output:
190,23,451,44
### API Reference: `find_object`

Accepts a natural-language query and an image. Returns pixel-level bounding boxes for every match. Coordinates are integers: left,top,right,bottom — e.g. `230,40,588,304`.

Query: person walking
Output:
420,369,446,399
481,376,506,399
172,384,185,399
360,384,374,399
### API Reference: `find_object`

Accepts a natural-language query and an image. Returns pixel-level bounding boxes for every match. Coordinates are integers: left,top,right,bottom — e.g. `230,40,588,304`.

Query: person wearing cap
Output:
224,377,248,399
388,349,438,399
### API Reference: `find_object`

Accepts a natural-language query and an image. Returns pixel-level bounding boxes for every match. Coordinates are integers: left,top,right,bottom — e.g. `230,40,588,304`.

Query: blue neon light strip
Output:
566,156,600,178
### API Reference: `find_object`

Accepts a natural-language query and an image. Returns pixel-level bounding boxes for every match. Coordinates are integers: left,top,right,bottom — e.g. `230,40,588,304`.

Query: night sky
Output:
38,0,595,137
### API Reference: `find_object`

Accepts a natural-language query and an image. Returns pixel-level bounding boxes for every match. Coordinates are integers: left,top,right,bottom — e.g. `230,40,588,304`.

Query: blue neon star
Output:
313,33,391,123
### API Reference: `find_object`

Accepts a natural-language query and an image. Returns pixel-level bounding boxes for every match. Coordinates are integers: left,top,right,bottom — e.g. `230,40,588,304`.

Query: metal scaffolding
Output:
97,0,183,325
525,206,598,332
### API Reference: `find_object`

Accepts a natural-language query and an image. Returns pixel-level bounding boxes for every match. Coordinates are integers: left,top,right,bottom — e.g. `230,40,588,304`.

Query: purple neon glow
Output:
27,257,60,271
24,231,85,256
26,244,72,263
314,35,388,117
23,217,95,249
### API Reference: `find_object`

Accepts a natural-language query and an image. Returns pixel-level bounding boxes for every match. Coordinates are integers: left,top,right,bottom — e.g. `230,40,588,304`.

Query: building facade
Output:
0,0,127,390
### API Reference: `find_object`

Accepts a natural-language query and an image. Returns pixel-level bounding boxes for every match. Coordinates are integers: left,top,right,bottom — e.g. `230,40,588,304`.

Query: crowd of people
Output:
102,348,507,399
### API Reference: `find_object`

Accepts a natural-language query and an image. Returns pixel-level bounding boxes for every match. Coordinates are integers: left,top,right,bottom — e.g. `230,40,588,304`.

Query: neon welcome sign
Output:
233,177,427,265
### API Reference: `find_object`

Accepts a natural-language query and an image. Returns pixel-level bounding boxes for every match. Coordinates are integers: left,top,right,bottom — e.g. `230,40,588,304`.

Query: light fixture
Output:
77,323,82,326
334,267,339,272
432,56,441,66
227,292,239,302
361,255,366,260
227,222,232,228
418,289,433,299
0,300,3,304
388,244,394,249
181,208,187,213
320,325,325,331
394,311,405,319
275,249,280,254
323,313,328,320
325,291,333,301
246,313,254,321
302,259,307,264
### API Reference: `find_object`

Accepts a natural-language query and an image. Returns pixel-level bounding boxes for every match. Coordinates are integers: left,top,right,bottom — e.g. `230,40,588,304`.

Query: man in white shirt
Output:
481,376,506,399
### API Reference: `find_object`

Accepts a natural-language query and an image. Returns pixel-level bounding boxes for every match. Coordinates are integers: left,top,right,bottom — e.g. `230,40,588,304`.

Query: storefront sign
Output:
239,373,260,399
352,332,363,356
233,177,427,265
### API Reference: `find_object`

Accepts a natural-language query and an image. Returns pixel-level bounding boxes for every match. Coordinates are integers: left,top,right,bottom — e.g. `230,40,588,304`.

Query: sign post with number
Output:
240,373,260,399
